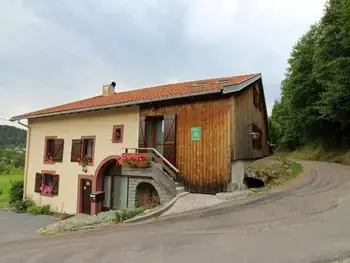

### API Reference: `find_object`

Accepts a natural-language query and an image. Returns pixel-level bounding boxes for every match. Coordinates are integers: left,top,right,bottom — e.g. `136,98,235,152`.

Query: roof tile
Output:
13,74,257,119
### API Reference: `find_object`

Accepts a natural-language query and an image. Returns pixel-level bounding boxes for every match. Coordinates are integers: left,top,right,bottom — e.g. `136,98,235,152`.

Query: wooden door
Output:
81,179,92,215
163,115,176,166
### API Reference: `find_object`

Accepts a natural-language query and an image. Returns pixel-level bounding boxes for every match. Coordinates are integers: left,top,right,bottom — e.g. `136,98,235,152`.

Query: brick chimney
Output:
102,81,116,96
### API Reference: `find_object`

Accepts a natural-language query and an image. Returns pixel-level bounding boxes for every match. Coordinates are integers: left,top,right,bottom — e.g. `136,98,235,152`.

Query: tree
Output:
270,0,350,150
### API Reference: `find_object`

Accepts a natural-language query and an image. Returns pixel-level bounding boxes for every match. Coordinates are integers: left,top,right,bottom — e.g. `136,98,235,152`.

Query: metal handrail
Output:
122,147,179,173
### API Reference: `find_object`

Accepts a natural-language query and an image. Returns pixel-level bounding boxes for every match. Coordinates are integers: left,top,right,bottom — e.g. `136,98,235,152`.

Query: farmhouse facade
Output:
11,73,271,215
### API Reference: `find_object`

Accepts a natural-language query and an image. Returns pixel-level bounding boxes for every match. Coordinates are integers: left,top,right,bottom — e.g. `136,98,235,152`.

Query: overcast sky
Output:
0,0,326,127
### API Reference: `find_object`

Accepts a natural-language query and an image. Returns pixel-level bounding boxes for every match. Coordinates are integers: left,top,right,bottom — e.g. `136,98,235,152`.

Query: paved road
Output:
1,161,350,263
0,210,56,243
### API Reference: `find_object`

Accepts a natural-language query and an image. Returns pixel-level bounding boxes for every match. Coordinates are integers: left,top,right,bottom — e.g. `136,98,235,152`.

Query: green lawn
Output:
0,171,24,207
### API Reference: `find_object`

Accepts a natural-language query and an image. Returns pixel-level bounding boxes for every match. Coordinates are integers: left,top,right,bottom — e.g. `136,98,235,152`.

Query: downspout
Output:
10,120,30,199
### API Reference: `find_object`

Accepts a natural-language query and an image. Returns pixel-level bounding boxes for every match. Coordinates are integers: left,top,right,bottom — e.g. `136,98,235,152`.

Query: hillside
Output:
0,125,27,148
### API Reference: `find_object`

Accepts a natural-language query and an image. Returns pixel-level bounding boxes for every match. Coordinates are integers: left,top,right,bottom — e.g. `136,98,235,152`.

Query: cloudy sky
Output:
0,0,326,127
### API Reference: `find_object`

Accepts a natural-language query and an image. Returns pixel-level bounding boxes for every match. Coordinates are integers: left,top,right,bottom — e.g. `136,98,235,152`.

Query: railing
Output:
122,148,179,180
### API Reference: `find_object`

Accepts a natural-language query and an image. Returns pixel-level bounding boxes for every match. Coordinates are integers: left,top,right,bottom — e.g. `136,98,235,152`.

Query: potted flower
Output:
40,184,53,195
116,154,151,175
112,130,121,141
76,155,91,173
44,153,53,162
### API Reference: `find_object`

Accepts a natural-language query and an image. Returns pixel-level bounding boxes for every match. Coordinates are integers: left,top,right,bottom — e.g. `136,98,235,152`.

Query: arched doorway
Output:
135,182,160,209
94,156,127,211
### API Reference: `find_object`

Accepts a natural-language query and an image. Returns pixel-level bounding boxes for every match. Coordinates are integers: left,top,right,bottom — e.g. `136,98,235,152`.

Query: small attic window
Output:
216,79,229,84
191,82,207,87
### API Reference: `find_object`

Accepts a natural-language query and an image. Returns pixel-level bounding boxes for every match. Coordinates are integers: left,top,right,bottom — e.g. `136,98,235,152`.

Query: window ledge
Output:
40,192,54,198
43,160,55,165
79,162,94,167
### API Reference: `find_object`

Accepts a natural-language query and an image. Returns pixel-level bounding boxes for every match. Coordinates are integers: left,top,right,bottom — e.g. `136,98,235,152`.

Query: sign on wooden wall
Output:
191,127,201,141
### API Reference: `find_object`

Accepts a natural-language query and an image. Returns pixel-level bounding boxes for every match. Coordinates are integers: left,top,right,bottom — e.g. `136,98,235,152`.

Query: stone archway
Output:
78,155,120,215
135,182,160,209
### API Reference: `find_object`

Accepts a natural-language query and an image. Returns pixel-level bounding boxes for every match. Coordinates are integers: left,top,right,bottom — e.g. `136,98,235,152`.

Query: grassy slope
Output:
280,146,350,166
248,155,303,194
0,169,24,206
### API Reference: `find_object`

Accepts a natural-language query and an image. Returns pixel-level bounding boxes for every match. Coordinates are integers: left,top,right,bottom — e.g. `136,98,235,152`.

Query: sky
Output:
0,0,326,128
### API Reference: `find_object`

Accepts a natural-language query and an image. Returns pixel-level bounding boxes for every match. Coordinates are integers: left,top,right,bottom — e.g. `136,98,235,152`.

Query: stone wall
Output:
127,177,174,208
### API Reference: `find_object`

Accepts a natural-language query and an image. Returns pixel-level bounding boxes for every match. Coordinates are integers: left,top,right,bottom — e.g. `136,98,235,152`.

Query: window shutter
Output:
35,173,42,193
52,139,64,162
71,139,82,162
163,115,176,166
52,174,59,196
138,116,146,148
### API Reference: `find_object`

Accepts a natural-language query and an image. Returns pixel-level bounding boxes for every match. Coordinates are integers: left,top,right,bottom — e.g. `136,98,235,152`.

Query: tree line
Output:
0,125,27,149
269,0,350,150
0,125,26,174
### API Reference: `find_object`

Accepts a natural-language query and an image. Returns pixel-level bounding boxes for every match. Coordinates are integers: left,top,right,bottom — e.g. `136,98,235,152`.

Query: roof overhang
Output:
10,74,262,121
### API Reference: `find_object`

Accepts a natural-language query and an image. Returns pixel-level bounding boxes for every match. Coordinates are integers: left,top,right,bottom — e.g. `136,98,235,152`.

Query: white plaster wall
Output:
25,106,139,214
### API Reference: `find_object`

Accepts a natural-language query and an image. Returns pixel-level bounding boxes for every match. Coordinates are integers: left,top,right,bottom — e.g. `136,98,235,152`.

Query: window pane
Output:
86,139,93,159
47,139,55,156
83,139,94,159
44,174,53,187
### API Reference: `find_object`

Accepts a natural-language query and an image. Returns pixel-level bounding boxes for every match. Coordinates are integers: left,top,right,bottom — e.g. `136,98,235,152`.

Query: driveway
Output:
1,161,350,263
0,210,57,243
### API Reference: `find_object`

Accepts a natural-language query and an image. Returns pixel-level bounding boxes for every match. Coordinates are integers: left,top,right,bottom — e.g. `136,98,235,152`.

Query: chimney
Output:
102,81,116,96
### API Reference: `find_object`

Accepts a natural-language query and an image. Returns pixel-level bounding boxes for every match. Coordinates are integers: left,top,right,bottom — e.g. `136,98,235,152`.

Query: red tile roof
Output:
11,74,258,120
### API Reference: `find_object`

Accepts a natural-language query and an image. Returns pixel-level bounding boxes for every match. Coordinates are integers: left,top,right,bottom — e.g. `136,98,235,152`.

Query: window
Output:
253,85,263,111
44,173,53,187
44,137,64,164
112,125,124,143
252,124,263,149
34,172,59,196
71,136,95,165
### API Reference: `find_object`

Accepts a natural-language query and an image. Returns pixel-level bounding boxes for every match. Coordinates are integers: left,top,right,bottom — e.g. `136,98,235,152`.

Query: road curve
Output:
1,160,350,263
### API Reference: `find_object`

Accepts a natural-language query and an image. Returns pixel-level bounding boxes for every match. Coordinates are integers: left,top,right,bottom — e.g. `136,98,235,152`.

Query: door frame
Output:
81,179,92,214
145,116,164,153
77,175,95,214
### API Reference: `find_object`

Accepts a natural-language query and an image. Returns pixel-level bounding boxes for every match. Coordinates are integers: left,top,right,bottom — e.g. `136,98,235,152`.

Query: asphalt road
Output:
1,160,350,263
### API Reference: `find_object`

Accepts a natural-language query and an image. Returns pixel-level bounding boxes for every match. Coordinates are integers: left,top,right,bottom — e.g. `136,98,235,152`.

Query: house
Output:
10,73,271,215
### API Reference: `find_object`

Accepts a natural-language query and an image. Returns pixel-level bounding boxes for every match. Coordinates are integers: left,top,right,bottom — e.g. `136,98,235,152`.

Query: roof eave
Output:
222,73,261,94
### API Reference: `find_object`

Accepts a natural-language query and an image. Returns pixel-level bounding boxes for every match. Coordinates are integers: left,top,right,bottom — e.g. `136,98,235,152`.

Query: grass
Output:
0,170,24,208
279,145,350,166
247,155,304,195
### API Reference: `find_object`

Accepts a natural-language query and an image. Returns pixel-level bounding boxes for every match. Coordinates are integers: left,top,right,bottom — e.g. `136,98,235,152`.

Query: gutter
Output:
10,74,262,121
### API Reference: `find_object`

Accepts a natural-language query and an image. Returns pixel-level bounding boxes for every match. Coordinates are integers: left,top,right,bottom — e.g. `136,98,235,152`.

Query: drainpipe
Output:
9,120,30,199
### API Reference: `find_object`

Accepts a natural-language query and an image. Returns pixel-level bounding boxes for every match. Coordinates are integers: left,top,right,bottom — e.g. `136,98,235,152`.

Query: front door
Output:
81,179,92,215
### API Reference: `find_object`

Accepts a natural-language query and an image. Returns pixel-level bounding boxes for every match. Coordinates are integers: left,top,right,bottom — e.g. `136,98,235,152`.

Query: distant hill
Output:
0,125,27,148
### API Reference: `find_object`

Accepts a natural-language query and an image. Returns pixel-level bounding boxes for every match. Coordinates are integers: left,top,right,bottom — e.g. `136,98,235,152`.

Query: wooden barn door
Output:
163,115,176,166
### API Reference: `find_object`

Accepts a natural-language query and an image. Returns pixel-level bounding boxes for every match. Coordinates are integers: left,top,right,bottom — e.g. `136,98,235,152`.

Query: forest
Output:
0,125,27,149
269,0,350,164
0,125,27,174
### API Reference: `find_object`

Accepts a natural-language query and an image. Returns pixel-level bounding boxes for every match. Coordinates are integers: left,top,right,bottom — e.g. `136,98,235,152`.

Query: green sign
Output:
191,127,201,141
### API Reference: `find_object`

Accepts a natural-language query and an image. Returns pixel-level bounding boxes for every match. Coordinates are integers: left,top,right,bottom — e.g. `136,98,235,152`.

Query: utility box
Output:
90,191,105,203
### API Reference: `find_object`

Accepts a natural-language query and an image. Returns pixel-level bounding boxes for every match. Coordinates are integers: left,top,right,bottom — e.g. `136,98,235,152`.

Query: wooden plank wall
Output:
232,81,270,160
140,97,232,194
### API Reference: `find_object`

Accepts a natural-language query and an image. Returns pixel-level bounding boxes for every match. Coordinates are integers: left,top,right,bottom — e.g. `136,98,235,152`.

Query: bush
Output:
27,204,52,215
9,180,24,205
0,161,10,174
0,188,3,196
12,199,35,213
114,208,144,222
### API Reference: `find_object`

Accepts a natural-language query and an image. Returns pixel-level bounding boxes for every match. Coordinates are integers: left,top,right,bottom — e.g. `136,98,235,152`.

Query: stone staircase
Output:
123,148,184,197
